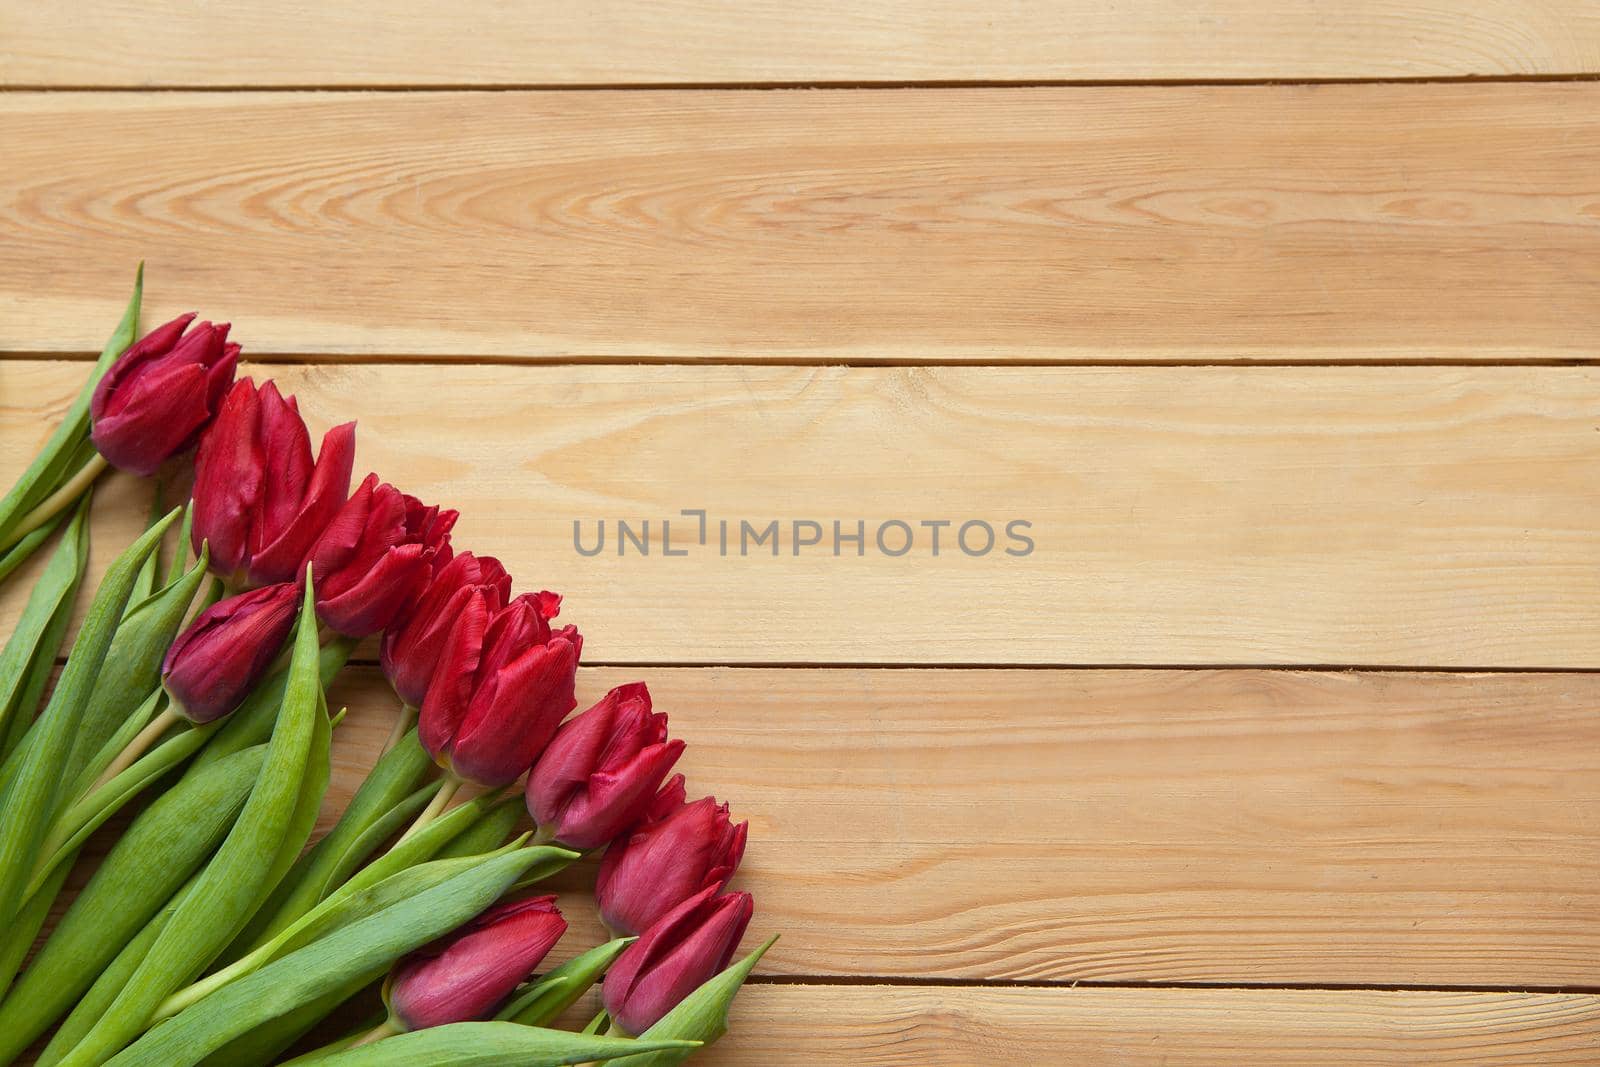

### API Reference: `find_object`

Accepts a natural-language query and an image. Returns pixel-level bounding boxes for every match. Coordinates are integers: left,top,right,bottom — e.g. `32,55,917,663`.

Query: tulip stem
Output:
348,1020,401,1048
86,704,181,794
382,702,417,755
0,453,109,552
398,773,462,842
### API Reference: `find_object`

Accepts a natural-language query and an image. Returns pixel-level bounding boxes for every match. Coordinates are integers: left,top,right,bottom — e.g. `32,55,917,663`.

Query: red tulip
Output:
305,474,457,637
602,887,754,1036
161,583,300,723
525,682,685,850
380,552,511,708
90,313,239,476
385,896,567,1031
190,378,356,587
595,780,748,936
419,590,581,787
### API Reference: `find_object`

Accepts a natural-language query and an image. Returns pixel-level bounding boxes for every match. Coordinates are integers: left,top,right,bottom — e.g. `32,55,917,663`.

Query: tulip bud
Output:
603,887,754,1036
191,378,356,587
381,552,511,708
419,591,582,788
385,896,567,1031
161,583,300,723
525,683,685,851
90,313,239,476
305,473,458,637
596,781,748,937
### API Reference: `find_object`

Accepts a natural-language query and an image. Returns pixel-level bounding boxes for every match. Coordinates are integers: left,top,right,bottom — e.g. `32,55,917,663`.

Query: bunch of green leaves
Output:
48,581,333,1067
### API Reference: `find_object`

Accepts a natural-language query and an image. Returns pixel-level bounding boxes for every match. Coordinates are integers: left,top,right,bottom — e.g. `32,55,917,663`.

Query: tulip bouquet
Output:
0,270,773,1067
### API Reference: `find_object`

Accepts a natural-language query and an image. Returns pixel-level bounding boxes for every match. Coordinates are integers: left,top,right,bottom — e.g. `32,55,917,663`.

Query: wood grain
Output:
688,986,1600,1065
2,87,1599,363
287,665,1600,986
8,359,1600,668
4,3,1600,85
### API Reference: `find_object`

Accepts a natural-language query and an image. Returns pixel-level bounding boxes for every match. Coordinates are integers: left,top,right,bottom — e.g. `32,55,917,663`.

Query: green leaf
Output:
35,718,217,892
0,511,65,587
52,581,330,1067
104,847,563,1067
1,517,203,828
0,264,141,543
165,494,197,584
306,1024,697,1067
0,853,73,1000
181,638,353,780
329,789,498,900
227,727,432,958
605,936,779,1067
160,842,574,1022
127,490,170,607
0,744,267,1064
23,688,170,896
67,687,165,802
498,938,636,1028
65,544,209,786
0,494,90,765
437,793,527,860
320,783,438,888
303,845,574,956
198,971,383,1067
253,680,334,911
0,505,176,936
36,871,189,1067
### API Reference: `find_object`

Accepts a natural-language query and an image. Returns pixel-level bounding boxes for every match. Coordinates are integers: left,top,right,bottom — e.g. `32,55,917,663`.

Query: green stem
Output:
382,703,417,755
154,932,270,1021
397,773,462,842
0,454,109,552
86,704,180,794
29,705,182,880
348,1019,400,1049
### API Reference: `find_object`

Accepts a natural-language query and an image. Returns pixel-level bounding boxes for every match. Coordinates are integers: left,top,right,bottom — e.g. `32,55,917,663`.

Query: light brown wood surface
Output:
691,986,1600,1065
3,87,1600,364
7,11,1600,1062
8,359,1600,668
313,665,1597,987
5,2,1600,85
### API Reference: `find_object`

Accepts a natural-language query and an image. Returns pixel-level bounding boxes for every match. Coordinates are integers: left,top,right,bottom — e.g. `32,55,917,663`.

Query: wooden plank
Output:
4,3,1600,86
2,87,1599,363
302,665,1600,985
691,986,1600,1065
7,359,1600,668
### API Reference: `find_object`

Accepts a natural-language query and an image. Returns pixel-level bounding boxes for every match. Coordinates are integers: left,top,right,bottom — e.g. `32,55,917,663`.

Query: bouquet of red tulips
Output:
0,270,773,1067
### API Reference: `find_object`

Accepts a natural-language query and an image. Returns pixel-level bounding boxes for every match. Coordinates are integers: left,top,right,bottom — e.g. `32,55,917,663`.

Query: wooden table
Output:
3,5,1599,1063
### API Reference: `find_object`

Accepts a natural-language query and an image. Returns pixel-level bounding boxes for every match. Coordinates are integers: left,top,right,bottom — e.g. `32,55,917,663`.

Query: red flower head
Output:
419,590,581,788
385,896,567,1031
380,551,511,709
525,682,684,851
595,779,748,936
90,313,239,476
305,473,457,637
602,887,754,1036
190,378,355,587
161,583,301,724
